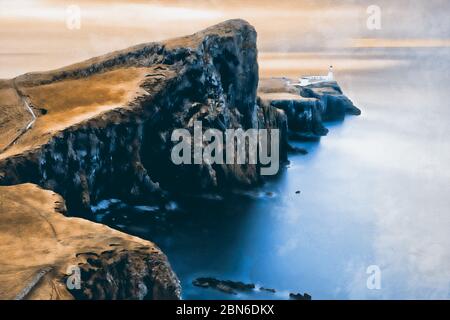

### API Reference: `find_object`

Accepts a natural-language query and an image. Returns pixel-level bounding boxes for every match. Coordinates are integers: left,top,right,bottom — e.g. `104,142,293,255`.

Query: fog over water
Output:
2,0,450,77
1,0,449,299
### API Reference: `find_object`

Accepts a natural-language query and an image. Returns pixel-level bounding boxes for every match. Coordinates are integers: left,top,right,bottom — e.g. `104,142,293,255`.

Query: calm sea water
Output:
95,48,450,300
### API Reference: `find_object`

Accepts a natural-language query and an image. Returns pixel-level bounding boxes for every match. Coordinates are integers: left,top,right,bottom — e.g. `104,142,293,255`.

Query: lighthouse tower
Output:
294,65,336,87
327,65,334,81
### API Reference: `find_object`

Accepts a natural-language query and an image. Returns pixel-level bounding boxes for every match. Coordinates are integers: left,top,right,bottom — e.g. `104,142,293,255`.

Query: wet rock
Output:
289,292,312,300
193,277,255,295
258,92,328,140
287,143,308,155
258,78,360,140
216,284,237,295
260,287,276,293
301,81,361,121
256,97,289,163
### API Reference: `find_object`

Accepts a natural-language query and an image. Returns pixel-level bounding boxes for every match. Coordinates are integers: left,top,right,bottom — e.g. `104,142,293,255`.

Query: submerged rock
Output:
260,287,276,293
289,292,312,300
193,277,256,295
287,143,308,155
301,81,361,121
193,277,311,300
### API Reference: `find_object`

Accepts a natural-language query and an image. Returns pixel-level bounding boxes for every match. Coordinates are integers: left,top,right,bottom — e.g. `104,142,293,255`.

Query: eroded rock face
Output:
256,97,289,162
258,78,361,141
258,93,328,141
0,184,180,300
0,20,287,213
301,81,361,121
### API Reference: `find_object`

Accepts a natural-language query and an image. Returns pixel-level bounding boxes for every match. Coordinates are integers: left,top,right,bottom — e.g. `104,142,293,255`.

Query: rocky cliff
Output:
258,78,361,140
0,19,287,214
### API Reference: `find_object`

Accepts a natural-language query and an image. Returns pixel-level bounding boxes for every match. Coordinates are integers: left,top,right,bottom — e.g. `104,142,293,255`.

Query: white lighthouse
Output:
293,65,336,87
327,65,334,81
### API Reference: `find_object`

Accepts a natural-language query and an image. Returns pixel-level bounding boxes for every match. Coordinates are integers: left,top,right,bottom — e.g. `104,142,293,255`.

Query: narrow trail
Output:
0,80,37,154
14,266,53,300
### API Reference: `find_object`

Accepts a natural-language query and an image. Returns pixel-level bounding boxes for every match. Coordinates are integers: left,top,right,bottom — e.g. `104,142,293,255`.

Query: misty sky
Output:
1,0,450,77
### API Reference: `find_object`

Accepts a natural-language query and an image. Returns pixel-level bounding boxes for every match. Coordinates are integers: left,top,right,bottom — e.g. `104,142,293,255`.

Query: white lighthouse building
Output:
327,65,334,81
292,66,334,87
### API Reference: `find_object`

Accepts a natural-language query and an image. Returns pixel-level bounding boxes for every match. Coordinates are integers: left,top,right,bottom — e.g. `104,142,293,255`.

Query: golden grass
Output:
23,67,147,115
0,82,30,150
0,67,154,159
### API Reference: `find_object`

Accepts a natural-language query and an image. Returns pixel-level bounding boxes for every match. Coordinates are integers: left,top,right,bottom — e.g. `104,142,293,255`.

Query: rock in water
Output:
300,81,361,121
193,277,256,295
260,287,276,293
289,292,312,300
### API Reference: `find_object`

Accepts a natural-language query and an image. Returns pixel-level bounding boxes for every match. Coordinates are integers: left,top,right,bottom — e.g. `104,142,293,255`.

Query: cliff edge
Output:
0,183,180,300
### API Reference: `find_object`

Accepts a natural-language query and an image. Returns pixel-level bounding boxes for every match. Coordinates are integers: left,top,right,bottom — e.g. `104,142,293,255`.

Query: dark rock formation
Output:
301,81,361,121
72,249,180,300
289,292,312,300
193,277,255,295
258,78,361,141
193,277,311,300
260,287,276,293
259,93,328,141
257,97,289,162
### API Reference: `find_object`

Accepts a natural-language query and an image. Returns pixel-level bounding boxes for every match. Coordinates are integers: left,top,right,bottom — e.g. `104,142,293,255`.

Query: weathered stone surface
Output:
0,183,180,300
301,81,361,121
258,78,361,140
256,97,289,162
259,92,328,140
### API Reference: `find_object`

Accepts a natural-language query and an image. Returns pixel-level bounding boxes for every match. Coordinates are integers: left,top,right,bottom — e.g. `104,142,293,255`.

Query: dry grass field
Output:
0,80,31,151
0,67,154,159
